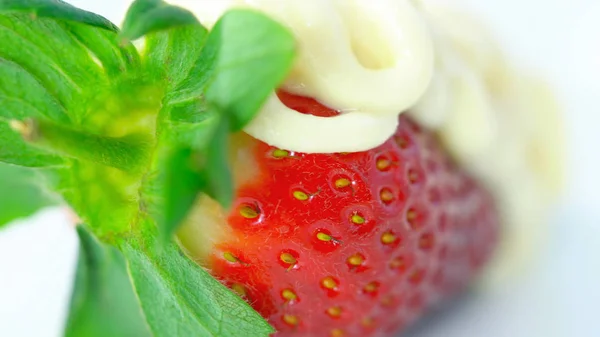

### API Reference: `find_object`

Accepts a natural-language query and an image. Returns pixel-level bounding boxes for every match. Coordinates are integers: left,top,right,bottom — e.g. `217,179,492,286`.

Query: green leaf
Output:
121,0,199,41
207,10,295,130
0,12,140,128
147,9,295,239
0,15,109,104
157,115,232,240
0,0,117,32
0,57,69,122
158,146,202,241
197,116,233,208
0,14,138,132
141,19,211,241
66,22,141,77
177,9,295,131
144,24,208,90
0,163,56,227
65,225,152,337
0,20,79,115
123,239,274,337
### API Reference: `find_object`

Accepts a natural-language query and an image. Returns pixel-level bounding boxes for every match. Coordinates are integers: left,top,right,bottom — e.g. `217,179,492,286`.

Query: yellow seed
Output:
409,270,425,284
283,314,299,326
347,254,364,266
363,282,379,293
282,289,298,302
327,306,343,318
321,277,338,290
381,232,397,245
380,189,394,203
316,232,332,242
293,190,309,201
381,295,395,307
361,317,375,327
396,137,408,148
280,252,297,265
419,233,435,250
335,178,351,189
240,205,259,219
223,252,238,263
330,329,345,337
231,283,246,297
351,214,365,225
376,158,391,171
408,169,419,183
273,149,290,158
407,209,417,222
390,256,408,271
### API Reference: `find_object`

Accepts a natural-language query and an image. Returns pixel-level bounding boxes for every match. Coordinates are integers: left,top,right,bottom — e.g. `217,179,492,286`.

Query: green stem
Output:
11,119,152,173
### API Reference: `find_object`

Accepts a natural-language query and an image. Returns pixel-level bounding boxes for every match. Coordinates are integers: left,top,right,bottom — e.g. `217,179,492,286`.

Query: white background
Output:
1,1,599,337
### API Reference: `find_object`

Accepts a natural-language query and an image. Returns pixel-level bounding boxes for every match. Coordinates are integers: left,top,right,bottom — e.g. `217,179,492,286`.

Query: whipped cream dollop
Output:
410,3,563,285
170,0,434,153
170,0,563,285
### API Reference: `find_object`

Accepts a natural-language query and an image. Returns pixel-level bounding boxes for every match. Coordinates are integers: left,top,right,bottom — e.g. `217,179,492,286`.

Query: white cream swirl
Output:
411,4,563,286
170,0,434,152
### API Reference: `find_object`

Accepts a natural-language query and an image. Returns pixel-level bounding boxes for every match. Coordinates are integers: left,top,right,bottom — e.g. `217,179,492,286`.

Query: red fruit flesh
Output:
197,93,499,336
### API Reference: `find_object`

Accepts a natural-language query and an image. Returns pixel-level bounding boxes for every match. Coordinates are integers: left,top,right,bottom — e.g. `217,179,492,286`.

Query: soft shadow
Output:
400,291,478,337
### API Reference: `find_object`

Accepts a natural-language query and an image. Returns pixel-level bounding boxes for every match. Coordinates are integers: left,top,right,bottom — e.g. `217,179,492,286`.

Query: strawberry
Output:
0,3,508,337
181,92,499,337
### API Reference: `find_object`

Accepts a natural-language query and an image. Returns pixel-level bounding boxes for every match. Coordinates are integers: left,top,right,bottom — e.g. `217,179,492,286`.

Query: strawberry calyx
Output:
0,1,297,336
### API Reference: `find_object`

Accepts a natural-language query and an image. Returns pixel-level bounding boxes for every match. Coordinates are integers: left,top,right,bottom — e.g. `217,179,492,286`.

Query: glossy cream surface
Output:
171,0,434,152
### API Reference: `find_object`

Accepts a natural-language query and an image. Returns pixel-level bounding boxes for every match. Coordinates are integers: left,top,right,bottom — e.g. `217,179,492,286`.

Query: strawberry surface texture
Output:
184,92,499,337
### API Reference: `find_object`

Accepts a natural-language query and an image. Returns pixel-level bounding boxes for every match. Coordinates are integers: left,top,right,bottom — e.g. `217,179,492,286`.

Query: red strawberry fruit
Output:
180,92,499,337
